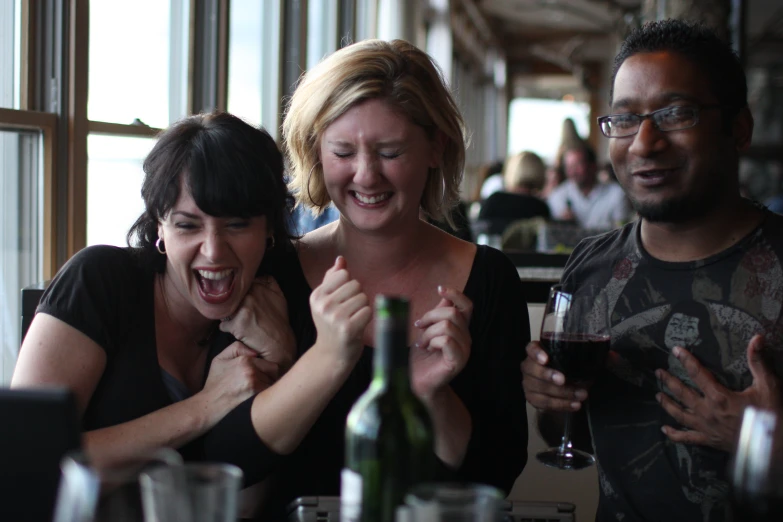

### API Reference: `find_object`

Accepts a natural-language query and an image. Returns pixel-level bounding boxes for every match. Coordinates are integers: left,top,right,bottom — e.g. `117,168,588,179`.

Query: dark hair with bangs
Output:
127,111,294,272
610,19,747,133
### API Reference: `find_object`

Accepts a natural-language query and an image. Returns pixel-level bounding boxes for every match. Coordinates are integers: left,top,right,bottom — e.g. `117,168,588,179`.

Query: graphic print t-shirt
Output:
560,210,783,522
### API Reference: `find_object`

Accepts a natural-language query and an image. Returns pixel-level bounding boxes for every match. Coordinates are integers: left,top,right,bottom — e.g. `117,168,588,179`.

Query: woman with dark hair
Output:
11,111,296,468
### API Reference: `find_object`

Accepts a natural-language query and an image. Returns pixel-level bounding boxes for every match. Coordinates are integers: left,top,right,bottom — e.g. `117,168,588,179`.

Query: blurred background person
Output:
541,163,565,200
477,151,551,237
291,201,339,235
468,158,506,224
477,159,506,201
547,143,631,229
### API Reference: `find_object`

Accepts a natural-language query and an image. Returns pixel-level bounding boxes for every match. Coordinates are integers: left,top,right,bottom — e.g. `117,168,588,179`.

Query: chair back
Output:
0,388,81,522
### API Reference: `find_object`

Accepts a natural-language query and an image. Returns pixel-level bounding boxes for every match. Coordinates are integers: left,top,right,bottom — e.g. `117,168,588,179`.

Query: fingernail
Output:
570,402,581,410
537,353,547,364
672,346,681,358
655,393,662,403
575,389,588,401
414,320,421,328
660,426,668,435
552,372,565,385
437,285,444,293
655,369,662,380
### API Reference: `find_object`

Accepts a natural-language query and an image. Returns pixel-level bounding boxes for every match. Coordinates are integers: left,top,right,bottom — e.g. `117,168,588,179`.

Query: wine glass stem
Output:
558,412,574,456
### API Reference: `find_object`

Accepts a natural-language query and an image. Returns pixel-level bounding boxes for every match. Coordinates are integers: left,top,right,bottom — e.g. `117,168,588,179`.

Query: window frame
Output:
0,108,58,279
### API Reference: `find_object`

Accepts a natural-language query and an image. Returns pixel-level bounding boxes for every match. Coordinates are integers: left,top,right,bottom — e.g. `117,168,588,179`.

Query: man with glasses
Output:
547,143,631,229
522,19,783,522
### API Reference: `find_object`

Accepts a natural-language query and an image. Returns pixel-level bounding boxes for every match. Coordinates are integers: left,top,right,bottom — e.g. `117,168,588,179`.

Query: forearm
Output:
423,385,472,468
83,394,215,467
249,345,356,455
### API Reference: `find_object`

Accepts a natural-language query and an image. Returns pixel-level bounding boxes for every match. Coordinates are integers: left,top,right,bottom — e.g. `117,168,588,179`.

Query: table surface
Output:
516,266,564,282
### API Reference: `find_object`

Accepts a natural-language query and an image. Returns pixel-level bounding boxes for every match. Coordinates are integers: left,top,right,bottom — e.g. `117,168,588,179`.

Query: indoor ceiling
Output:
477,0,643,77
475,0,783,98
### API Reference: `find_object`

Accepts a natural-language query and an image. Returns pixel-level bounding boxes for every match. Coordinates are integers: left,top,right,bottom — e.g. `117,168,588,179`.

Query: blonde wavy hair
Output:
504,151,546,192
282,39,467,225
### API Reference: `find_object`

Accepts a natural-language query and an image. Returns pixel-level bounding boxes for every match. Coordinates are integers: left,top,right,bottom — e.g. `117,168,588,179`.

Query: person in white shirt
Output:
547,144,631,229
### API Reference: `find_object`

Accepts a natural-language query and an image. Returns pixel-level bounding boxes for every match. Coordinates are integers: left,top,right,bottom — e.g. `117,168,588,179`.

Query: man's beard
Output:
629,182,721,224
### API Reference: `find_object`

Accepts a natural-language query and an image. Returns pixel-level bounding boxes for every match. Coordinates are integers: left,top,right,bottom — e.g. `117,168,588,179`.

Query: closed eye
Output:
226,221,250,229
175,222,198,230
332,151,354,158
380,151,401,159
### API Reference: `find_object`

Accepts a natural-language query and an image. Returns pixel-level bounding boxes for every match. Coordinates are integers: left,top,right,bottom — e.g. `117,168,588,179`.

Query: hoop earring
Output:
155,237,166,255
266,235,275,249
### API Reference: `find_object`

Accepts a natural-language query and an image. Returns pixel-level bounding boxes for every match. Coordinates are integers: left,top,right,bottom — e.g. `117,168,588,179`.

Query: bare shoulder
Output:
297,222,338,289
423,224,477,282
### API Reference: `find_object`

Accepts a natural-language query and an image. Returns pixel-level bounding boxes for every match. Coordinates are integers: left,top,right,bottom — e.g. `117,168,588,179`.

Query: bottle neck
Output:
372,320,410,389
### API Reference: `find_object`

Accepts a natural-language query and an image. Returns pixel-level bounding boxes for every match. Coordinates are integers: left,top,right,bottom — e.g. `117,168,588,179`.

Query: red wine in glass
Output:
540,332,611,384
536,285,611,470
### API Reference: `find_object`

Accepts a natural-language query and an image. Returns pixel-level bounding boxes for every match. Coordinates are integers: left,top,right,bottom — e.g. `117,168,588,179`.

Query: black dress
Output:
208,244,530,519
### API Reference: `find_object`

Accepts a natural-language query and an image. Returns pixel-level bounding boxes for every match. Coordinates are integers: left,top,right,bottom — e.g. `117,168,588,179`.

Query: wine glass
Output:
730,405,783,521
53,448,182,522
536,284,611,470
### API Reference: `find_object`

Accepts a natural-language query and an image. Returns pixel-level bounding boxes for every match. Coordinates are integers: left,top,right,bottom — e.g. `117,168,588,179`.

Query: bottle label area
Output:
340,468,362,522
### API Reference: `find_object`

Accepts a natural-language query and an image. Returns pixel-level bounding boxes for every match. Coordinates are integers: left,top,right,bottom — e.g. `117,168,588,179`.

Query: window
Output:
86,135,154,247
88,0,188,128
85,0,190,249
0,0,22,110
306,0,338,69
507,98,591,165
356,0,378,41
0,129,43,384
227,0,282,135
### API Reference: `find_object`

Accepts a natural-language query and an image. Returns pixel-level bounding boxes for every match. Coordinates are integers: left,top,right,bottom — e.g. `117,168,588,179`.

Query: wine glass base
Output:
536,448,595,470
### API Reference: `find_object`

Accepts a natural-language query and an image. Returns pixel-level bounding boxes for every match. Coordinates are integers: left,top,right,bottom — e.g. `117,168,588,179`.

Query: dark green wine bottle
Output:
340,295,435,522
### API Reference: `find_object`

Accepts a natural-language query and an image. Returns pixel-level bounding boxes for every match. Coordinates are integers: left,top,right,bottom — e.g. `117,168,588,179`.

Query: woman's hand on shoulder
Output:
411,286,473,400
309,256,371,365
218,275,296,373
198,342,278,423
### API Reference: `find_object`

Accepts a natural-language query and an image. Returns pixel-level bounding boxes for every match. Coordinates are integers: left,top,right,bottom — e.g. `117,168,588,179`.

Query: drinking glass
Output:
139,462,243,522
730,405,783,521
536,285,611,470
53,448,182,522
402,483,504,522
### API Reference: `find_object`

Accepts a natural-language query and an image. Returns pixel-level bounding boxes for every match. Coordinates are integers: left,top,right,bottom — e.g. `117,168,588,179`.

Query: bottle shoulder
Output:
346,386,433,439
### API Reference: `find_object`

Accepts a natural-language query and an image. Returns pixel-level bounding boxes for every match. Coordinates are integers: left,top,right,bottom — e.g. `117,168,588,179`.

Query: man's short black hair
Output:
610,19,748,123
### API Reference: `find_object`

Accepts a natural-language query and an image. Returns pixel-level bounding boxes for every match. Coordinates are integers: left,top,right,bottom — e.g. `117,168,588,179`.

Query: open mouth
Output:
194,268,236,304
351,191,393,205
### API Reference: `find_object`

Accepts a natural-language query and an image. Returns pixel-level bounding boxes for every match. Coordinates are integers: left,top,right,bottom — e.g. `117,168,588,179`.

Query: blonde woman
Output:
478,150,551,236
204,39,529,518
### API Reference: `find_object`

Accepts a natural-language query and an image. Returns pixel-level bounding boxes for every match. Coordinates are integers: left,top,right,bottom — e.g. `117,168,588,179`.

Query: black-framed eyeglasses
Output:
597,104,722,138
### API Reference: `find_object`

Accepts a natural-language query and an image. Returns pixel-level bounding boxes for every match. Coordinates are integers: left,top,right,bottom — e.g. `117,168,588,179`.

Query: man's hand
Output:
656,334,782,452
521,341,589,412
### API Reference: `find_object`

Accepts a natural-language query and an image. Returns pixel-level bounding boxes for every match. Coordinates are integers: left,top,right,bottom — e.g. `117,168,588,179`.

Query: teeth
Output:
355,192,390,204
197,269,233,280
